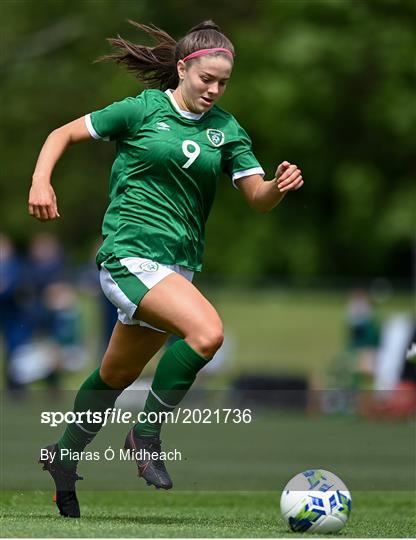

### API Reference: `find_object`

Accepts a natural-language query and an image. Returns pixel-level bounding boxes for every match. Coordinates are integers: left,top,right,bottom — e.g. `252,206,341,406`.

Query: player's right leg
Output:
39,322,169,518
95,256,224,490
121,271,225,489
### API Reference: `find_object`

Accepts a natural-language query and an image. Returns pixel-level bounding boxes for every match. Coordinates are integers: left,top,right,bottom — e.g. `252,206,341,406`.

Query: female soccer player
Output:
29,20,303,518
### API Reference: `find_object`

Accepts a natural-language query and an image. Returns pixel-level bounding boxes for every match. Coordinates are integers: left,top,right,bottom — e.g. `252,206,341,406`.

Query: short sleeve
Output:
222,120,265,188
84,95,145,142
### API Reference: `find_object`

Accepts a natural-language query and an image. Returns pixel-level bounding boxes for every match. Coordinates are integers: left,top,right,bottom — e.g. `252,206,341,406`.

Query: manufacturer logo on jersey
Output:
206,129,225,147
139,261,159,273
156,121,170,131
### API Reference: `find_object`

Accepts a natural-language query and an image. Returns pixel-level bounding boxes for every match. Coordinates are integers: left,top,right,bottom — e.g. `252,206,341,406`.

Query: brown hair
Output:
97,20,234,91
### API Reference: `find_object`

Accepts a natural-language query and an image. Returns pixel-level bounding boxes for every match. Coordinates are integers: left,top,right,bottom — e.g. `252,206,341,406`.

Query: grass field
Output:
2,398,415,537
1,289,414,537
1,490,415,537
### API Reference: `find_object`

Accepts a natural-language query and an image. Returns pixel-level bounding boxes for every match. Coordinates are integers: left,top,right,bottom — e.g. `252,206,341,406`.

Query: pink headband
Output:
182,48,234,62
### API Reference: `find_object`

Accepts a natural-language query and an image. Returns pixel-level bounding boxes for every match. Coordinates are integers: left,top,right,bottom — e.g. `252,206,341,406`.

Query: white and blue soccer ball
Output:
280,469,352,534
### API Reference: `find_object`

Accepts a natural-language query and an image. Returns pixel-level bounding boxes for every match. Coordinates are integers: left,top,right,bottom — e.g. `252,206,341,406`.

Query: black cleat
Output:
39,444,83,518
124,428,173,490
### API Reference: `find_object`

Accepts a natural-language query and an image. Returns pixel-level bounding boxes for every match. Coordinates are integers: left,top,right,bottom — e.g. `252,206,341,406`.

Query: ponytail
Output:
97,20,234,91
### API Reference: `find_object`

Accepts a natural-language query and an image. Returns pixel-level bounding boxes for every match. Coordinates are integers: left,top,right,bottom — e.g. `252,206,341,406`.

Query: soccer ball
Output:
280,469,352,534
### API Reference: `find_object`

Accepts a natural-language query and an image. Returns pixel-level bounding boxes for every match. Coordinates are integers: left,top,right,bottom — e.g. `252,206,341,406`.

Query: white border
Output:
165,89,205,120
84,114,101,139
232,167,265,188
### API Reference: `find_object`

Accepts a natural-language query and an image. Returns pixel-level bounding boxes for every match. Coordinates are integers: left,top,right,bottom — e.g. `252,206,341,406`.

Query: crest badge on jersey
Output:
139,261,159,273
206,129,225,147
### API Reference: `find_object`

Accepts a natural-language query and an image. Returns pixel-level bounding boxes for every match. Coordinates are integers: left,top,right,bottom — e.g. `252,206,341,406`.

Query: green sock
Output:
57,367,122,470
134,339,208,438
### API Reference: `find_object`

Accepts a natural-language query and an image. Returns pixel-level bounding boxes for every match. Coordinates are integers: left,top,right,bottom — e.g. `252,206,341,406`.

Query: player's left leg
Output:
55,322,169,468
40,322,169,517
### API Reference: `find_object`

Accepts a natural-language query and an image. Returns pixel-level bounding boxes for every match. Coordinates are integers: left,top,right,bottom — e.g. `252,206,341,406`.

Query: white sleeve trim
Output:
84,114,101,140
232,167,265,188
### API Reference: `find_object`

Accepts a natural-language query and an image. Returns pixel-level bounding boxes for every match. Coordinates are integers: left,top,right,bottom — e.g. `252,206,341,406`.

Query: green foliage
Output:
1,0,414,280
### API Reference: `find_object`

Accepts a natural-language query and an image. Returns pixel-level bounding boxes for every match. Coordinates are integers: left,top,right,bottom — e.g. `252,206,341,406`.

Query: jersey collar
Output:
165,89,205,120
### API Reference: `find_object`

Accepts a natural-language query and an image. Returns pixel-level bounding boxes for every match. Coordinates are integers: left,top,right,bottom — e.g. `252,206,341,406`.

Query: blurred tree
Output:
1,0,414,284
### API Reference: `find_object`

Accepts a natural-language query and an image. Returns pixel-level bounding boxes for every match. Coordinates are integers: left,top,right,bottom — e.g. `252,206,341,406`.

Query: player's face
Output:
178,56,233,113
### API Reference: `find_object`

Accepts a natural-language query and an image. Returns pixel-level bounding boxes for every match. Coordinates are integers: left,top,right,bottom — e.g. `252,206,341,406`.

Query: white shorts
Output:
99,256,194,333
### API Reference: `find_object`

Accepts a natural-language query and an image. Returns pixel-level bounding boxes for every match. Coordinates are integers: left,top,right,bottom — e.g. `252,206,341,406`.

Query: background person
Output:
0,233,29,392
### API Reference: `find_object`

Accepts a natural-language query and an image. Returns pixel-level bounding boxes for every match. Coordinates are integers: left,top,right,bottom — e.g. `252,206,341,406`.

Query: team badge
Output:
206,129,225,147
139,261,159,273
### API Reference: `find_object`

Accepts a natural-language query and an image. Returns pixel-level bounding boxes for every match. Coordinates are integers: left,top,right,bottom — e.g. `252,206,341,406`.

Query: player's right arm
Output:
29,96,145,221
29,117,92,221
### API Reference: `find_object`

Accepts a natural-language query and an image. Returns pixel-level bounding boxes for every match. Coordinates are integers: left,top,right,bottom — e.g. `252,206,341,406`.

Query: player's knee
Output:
189,323,224,359
99,365,137,390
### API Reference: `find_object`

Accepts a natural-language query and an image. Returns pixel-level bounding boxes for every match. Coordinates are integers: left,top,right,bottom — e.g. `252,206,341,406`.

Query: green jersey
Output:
86,89,264,271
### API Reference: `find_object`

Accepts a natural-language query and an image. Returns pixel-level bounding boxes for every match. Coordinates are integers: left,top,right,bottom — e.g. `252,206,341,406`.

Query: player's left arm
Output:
235,161,303,213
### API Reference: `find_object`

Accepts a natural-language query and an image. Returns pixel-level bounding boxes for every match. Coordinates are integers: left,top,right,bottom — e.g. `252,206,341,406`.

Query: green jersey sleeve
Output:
222,120,265,188
85,94,145,141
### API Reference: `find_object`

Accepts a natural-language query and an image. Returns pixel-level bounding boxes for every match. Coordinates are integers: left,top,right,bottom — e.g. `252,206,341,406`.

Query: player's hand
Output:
28,182,60,221
275,161,304,192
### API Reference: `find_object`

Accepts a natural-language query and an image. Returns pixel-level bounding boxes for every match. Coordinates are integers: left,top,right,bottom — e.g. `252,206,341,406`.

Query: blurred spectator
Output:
345,289,380,387
356,317,416,419
23,232,66,336
0,233,30,391
374,314,413,391
3,233,89,394
78,239,117,353
43,282,87,372
9,282,87,389
27,232,66,288
320,289,381,415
